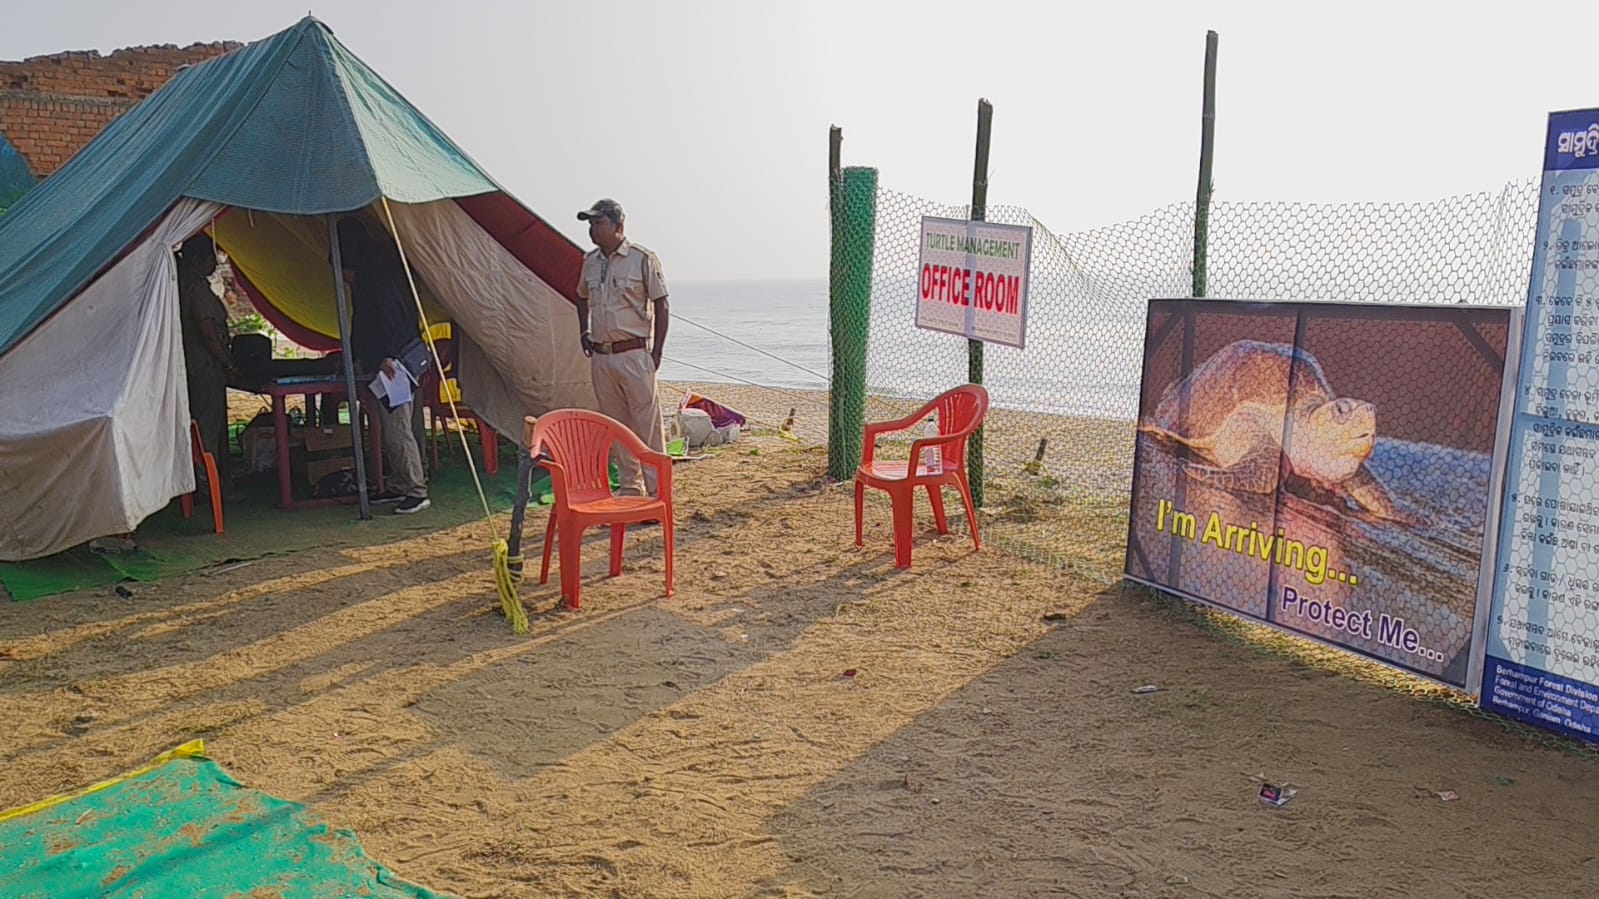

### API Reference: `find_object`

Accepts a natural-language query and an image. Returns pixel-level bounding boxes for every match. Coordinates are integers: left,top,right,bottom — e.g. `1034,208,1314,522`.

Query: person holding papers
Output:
337,217,430,514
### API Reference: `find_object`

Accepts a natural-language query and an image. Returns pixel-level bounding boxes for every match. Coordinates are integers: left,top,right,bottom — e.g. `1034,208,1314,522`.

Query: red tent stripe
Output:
455,193,583,306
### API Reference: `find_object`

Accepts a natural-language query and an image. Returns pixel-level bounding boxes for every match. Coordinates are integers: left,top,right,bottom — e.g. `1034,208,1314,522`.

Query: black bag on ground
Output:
312,468,361,499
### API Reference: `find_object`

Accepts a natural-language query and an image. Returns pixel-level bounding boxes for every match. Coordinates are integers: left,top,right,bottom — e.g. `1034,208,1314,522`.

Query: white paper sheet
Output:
374,362,414,407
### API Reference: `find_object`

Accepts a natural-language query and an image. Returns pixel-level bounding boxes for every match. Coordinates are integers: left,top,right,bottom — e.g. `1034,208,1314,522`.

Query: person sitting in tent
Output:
337,216,430,515
177,233,240,497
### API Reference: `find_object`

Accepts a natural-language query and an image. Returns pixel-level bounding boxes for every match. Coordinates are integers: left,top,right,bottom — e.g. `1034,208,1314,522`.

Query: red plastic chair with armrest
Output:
531,409,675,610
854,384,988,568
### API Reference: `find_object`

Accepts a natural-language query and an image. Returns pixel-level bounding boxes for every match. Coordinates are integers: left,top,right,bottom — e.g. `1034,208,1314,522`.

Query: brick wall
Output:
0,40,240,178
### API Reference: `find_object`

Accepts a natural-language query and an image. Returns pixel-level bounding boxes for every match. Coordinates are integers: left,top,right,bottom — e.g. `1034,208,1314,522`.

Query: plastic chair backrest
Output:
431,334,458,374
531,409,632,506
922,384,989,464
419,328,461,406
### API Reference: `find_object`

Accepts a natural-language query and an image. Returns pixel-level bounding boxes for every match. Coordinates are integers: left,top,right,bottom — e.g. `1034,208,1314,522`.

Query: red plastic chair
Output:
180,420,224,534
532,409,675,609
854,384,988,568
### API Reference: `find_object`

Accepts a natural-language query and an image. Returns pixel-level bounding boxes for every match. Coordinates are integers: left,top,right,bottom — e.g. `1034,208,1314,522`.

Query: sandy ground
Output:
2,432,1597,898
232,378,1135,576
658,379,1136,575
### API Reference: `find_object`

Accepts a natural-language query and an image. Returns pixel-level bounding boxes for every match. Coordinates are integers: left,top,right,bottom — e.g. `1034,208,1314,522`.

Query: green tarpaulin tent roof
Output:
0,15,501,357
0,15,592,562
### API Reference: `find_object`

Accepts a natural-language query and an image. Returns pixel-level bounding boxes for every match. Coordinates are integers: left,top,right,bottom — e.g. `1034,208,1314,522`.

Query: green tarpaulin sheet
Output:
0,741,450,898
0,443,557,602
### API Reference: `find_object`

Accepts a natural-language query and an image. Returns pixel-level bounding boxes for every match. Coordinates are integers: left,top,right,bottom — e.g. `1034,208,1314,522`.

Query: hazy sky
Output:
4,1,1596,281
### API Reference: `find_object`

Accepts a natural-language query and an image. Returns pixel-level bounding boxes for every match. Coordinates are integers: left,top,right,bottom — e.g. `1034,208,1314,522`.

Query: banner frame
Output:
1125,296,1520,695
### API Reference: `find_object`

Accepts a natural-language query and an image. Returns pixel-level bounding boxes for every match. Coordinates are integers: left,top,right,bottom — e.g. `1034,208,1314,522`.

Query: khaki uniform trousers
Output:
590,348,665,496
379,399,428,500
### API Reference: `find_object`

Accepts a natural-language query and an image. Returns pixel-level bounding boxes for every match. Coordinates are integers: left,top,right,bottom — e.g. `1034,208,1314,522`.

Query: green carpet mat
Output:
1,438,553,602
0,741,450,898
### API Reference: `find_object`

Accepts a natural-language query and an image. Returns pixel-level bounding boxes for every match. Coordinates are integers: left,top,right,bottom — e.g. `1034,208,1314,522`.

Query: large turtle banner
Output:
1125,299,1518,690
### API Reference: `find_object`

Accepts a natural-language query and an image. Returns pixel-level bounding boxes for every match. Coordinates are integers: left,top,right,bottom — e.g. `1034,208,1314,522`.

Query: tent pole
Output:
327,214,373,520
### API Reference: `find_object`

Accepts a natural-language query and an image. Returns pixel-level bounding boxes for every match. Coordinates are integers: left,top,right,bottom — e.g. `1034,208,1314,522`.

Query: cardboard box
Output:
240,423,306,474
303,424,353,453
240,427,274,473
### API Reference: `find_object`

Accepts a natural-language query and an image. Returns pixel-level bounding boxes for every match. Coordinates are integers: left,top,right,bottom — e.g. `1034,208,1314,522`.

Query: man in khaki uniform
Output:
575,199,670,497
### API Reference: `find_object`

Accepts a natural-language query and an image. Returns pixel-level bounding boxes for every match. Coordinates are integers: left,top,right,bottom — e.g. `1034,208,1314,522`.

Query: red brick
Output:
0,39,238,177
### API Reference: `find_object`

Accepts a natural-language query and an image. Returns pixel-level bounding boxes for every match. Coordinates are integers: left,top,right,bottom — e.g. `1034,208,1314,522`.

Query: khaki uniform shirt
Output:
576,240,668,344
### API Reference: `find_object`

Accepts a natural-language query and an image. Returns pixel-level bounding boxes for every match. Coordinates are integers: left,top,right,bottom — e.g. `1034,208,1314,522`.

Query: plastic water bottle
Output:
922,417,941,471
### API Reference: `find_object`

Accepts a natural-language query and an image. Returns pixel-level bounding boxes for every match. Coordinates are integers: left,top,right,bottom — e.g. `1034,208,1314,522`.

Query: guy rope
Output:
380,198,529,634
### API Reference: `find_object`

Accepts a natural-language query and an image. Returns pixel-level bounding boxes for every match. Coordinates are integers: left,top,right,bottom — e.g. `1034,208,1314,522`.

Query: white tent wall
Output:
382,199,596,443
0,199,223,561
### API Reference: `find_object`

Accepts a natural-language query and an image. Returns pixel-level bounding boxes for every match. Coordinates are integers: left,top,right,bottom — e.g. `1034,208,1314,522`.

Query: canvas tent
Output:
0,16,595,561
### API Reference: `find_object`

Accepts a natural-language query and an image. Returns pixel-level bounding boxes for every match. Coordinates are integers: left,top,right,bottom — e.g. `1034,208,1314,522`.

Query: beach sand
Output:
2,431,1595,897
659,379,1136,576
232,377,1139,578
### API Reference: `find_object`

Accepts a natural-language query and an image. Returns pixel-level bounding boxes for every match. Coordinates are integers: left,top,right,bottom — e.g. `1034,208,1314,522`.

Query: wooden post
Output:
967,98,993,507
1192,30,1219,298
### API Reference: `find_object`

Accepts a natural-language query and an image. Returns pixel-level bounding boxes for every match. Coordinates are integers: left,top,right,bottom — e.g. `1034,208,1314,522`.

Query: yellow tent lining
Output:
213,206,446,342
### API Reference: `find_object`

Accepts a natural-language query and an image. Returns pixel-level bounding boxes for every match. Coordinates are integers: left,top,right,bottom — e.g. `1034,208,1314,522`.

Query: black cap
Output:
577,198,624,224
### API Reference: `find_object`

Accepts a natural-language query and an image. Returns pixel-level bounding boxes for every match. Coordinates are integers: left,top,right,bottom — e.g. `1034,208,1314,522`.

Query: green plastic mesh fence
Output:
828,167,878,481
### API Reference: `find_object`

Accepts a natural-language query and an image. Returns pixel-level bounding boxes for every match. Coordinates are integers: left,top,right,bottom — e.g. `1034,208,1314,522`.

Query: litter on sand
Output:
1258,783,1297,807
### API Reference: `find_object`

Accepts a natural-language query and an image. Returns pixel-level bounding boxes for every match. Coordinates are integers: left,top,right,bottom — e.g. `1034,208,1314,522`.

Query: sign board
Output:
1125,299,1518,690
914,216,1032,349
1481,107,1599,742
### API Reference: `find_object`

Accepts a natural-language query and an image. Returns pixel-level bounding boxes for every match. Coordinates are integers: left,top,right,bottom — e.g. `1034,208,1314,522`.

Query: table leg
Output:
273,394,292,509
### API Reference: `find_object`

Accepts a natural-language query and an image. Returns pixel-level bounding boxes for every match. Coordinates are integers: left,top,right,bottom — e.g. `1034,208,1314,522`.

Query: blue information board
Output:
1482,108,1599,743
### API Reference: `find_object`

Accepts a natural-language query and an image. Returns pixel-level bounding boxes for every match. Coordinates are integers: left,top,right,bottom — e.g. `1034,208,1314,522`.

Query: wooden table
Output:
257,377,385,510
